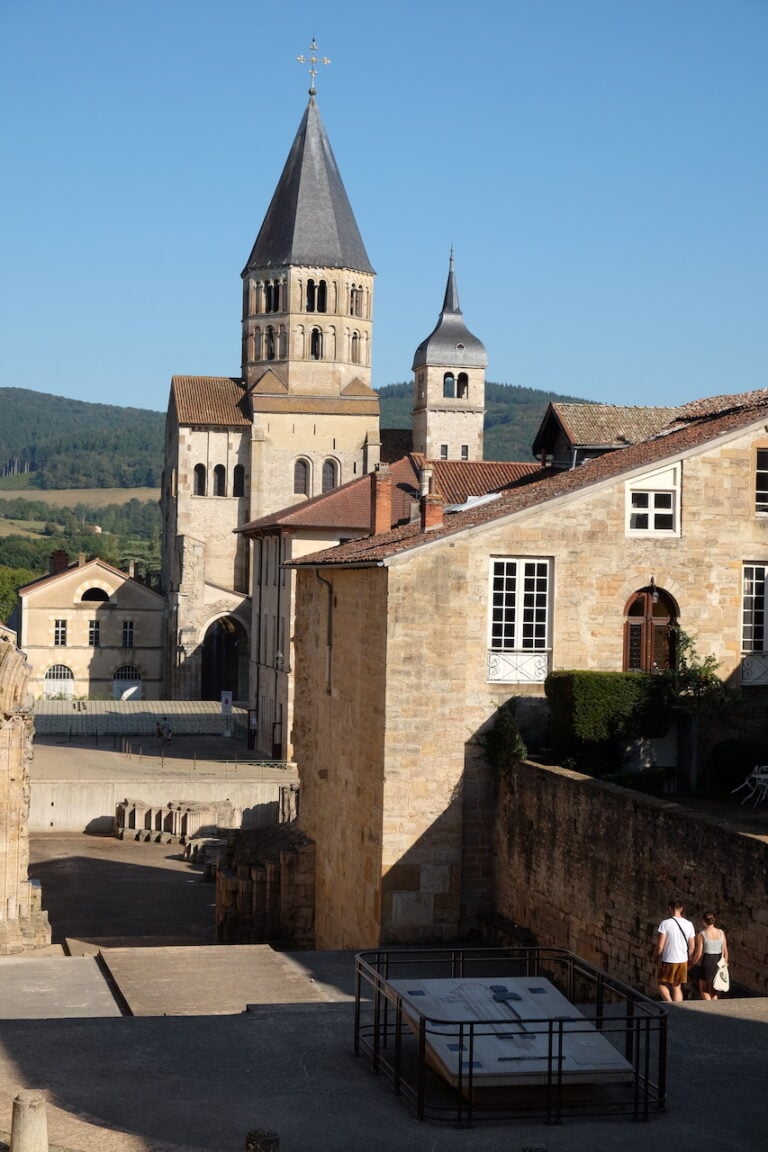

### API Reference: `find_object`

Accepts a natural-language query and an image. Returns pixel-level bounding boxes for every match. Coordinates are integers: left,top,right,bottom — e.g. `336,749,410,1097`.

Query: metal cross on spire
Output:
297,38,331,95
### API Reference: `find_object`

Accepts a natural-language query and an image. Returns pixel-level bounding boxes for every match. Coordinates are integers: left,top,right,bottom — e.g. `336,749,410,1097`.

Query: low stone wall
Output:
29,779,289,834
216,823,315,948
493,760,768,996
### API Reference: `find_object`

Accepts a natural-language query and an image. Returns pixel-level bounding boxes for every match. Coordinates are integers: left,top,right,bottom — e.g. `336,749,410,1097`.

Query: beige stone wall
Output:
19,562,165,700
494,759,768,995
412,363,485,461
291,423,768,948
249,529,364,760
0,636,50,953
293,567,389,948
242,266,374,391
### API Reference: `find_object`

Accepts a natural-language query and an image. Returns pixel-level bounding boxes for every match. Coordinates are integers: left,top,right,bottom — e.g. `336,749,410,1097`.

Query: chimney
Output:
420,493,444,532
370,464,393,536
127,560,135,578
77,553,86,567
50,550,69,575
419,466,433,498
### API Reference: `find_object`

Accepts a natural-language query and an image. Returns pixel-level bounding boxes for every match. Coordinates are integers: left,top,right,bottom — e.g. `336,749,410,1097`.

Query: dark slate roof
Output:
243,97,374,275
412,254,487,370
171,377,251,427
290,388,768,568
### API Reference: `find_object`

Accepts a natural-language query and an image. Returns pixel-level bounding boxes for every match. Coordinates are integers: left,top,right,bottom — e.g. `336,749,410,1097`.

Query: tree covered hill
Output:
0,380,592,492
0,388,165,488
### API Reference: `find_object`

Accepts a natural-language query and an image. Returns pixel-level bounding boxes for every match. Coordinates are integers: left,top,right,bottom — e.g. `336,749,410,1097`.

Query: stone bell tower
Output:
412,252,487,461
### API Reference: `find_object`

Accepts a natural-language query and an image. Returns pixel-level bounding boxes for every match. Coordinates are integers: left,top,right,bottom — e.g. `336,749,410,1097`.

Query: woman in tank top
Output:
691,911,729,1000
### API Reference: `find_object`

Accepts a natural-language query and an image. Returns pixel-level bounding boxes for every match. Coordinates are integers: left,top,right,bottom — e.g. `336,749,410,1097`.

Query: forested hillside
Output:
0,388,164,488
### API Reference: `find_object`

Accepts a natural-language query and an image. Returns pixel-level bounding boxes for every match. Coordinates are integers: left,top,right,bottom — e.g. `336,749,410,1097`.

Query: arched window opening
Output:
351,332,360,364
213,464,226,496
278,324,287,358
322,459,338,493
46,665,74,680
316,279,327,313
253,327,262,360
264,281,274,312
350,285,363,317
194,464,207,496
265,326,276,360
306,278,316,312
310,327,323,360
113,664,141,681
293,459,309,496
623,586,678,673
457,372,468,398
443,373,455,398
81,587,109,602
232,464,245,497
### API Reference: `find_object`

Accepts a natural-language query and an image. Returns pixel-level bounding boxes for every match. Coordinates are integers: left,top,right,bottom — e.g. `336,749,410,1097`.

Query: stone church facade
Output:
161,91,487,703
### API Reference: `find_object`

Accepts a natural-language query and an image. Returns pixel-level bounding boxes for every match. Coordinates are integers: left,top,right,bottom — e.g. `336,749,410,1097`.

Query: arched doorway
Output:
200,616,248,701
623,584,679,672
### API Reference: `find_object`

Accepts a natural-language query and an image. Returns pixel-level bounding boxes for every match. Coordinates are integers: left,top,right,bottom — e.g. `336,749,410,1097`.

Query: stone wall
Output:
215,823,315,948
0,635,50,953
494,759,768,995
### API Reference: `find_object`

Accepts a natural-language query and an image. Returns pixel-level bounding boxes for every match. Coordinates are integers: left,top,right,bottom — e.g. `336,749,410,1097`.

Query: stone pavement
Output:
2,837,765,1151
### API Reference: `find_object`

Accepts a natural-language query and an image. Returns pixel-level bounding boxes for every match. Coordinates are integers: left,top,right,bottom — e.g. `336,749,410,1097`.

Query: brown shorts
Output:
659,961,687,986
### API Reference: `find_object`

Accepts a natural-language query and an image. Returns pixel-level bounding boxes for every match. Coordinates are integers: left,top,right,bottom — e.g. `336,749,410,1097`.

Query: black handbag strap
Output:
673,917,690,947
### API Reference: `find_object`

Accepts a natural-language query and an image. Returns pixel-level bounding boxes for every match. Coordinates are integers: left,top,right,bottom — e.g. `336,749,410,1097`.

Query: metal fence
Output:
355,946,667,1126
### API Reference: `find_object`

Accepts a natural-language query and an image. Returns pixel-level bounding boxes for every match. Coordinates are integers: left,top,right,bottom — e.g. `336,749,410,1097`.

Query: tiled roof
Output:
239,455,542,537
239,457,420,535
422,457,542,503
547,403,678,448
172,377,250,427
291,390,768,567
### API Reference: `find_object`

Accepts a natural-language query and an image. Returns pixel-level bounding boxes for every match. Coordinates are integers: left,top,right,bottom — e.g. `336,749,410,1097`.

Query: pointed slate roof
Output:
243,97,374,275
412,253,487,370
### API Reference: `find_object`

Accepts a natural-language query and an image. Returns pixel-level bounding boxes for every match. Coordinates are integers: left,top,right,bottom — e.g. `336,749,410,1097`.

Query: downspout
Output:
315,568,334,695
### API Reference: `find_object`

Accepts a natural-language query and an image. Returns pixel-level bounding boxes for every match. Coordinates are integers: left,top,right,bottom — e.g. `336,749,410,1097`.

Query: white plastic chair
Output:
731,765,768,805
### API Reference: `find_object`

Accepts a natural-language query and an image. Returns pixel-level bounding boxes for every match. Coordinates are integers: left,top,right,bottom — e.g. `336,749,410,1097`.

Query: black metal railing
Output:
354,945,667,1126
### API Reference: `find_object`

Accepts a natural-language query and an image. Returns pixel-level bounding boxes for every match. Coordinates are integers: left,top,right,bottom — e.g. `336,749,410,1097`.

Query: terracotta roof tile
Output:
239,455,541,537
550,403,678,447
172,376,250,427
292,392,768,567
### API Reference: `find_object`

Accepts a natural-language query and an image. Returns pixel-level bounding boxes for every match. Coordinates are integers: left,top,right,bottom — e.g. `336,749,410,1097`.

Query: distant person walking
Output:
691,911,729,1001
656,898,696,1002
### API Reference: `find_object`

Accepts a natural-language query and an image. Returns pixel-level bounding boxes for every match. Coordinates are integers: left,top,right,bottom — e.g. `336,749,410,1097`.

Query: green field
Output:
0,487,160,507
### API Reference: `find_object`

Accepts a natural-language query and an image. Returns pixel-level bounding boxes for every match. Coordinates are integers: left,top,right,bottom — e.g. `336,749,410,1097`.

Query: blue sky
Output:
1,0,766,413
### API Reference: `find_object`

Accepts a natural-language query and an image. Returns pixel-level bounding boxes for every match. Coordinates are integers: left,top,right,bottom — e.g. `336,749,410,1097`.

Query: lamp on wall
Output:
649,576,659,605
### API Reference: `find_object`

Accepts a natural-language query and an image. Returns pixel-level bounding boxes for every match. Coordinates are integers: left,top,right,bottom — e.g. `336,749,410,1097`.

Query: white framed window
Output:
741,563,768,686
122,620,134,647
742,564,767,652
488,558,552,684
756,450,768,514
54,619,67,646
625,464,681,537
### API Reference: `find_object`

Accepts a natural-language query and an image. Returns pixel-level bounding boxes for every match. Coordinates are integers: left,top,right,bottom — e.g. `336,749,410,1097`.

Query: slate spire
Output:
243,96,374,275
412,252,487,370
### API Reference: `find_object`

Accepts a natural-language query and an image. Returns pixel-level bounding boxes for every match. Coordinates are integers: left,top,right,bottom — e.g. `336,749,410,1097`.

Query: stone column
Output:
10,1089,48,1151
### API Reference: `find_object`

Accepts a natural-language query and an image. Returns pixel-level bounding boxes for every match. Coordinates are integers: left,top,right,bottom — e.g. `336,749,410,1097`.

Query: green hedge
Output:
545,670,670,776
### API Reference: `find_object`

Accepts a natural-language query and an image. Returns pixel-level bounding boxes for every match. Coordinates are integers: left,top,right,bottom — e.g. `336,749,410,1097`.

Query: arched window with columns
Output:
293,459,310,496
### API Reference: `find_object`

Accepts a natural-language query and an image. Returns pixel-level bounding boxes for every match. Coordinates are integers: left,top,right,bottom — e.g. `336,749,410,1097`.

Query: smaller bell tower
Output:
411,252,487,461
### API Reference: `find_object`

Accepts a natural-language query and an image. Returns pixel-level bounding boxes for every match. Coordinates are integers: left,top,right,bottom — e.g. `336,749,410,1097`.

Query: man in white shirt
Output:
656,898,696,1002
